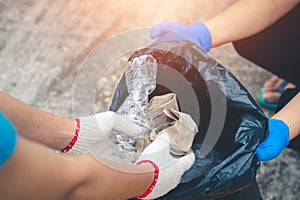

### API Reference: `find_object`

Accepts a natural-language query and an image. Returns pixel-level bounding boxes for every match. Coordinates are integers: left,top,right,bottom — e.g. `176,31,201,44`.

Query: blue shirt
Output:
0,112,17,169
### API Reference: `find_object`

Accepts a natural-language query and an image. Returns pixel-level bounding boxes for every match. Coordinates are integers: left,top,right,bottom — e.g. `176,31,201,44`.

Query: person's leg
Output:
233,4,300,108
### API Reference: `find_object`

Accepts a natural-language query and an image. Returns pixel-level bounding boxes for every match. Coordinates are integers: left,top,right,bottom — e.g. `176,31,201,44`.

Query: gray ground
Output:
0,0,299,199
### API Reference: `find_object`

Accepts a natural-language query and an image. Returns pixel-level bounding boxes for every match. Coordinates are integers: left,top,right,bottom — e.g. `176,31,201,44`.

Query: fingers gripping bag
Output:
109,41,267,199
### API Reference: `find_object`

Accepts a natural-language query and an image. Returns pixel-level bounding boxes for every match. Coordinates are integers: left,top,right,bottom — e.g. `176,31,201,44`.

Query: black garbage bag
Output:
109,41,267,199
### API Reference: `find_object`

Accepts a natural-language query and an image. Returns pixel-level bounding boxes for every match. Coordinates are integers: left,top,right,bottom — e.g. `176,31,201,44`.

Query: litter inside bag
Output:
109,41,267,199
109,55,158,157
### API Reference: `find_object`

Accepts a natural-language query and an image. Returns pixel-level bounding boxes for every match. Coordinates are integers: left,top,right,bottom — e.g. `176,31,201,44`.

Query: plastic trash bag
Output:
109,41,267,199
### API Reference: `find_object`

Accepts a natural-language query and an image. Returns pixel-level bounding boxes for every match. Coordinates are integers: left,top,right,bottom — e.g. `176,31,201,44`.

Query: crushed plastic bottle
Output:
109,55,158,161
118,55,158,127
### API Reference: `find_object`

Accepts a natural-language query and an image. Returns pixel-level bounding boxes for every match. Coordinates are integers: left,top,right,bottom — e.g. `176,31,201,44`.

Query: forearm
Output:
0,136,154,200
0,91,75,150
70,158,154,200
0,136,77,200
204,0,299,47
272,92,300,140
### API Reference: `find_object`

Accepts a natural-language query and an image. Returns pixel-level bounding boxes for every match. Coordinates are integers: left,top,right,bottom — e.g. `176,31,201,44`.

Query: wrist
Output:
269,118,290,147
271,93,300,140
136,160,159,199
270,117,291,140
191,22,212,52
271,117,298,141
203,19,226,48
61,118,80,153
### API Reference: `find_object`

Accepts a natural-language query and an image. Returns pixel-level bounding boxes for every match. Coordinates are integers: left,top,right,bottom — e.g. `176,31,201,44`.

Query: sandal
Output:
257,78,288,109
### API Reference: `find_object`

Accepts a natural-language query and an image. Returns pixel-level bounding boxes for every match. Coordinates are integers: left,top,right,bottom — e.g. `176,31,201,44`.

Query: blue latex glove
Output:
151,22,212,52
256,119,290,161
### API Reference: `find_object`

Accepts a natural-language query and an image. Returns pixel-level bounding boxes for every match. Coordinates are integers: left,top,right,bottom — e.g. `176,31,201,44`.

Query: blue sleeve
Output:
0,112,17,169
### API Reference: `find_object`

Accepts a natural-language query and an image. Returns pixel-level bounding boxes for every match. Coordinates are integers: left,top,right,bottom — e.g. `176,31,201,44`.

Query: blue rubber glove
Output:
256,119,290,161
151,22,212,52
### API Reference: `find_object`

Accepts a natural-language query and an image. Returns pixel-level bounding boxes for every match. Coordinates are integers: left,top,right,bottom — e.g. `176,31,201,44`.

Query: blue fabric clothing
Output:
0,112,17,169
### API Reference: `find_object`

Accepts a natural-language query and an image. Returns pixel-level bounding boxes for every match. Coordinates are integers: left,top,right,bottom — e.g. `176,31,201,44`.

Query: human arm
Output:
0,91,76,150
0,114,194,200
151,0,299,50
204,0,300,47
271,92,300,140
256,92,300,161
0,91,143,159
0,136,155,200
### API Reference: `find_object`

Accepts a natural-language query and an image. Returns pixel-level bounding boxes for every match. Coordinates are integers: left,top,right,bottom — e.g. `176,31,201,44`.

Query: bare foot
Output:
262,75,295,103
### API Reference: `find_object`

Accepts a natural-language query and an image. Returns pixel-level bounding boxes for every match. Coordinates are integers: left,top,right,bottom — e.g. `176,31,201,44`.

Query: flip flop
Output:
257,80,288,109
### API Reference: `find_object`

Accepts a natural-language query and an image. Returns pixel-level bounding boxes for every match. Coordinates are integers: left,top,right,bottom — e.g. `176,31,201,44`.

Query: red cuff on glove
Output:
136,160,159,199
61,118,80,153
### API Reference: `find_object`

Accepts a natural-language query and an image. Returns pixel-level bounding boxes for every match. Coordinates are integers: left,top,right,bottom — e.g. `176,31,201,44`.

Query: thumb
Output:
177,152,195,173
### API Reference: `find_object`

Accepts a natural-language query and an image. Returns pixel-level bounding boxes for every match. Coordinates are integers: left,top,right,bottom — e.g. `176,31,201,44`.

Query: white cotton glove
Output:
136,133,195,199
64,111,143,159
